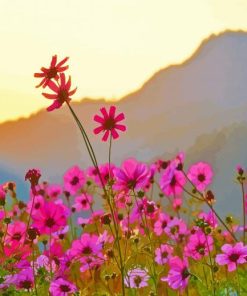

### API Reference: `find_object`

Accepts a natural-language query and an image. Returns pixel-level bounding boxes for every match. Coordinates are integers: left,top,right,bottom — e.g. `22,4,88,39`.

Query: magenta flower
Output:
12,268,34,291
63,165,85,195
93,105,126,141
32,201,67,234
165,217,188,241
34,55,69,88
87,163,116,186
69,233,104,272
46,184,62,200
124,267,150,288
215,242,247,271
72,193,93,211
49,278,77,296
162,256,190,291
160,166,186,197
187,162,213,191
113,158,150,192
184,230,214,260
5,221,27,246
198,210,218,228
153,213,171,236
155,244,173,265
42,73,77,112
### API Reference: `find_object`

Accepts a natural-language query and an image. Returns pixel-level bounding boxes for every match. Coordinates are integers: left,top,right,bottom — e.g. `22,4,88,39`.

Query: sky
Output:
0,0,247,123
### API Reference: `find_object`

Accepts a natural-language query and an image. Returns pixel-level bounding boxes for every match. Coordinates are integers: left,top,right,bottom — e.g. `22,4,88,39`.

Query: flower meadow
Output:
0,56,247,296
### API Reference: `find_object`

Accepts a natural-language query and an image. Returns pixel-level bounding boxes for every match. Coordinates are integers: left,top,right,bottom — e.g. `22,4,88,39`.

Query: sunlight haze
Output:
0,0,247,123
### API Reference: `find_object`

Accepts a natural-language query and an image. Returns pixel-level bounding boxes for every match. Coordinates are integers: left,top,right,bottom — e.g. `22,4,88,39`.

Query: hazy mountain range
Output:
1,30,247,216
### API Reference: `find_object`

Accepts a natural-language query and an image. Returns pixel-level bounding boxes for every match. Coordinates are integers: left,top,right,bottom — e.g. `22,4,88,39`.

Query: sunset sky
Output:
1,0,247,123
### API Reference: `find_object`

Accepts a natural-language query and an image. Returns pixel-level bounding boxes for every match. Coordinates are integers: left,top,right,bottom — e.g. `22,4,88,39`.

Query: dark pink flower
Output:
187,162,213,191
42,73,77,112
34,55,69,88
63,166,85,195
5,221,26,246
49,277,77,296
165,217,188,241
124,268,150,288
73,193,93,211
32,201,67,234
25,168,41,187
215,242,247,271
87,163,115,186
93,105,126,141
12,268,34,291
153,213,171,236
46,184,62,200
155,244,173,265
113,158,150,192
160,165,186,197
184,230,214,260
162,256,190,291
198,210,218,228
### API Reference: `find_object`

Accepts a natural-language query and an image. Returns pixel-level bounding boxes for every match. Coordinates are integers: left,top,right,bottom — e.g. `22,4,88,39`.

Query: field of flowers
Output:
0,56,246,295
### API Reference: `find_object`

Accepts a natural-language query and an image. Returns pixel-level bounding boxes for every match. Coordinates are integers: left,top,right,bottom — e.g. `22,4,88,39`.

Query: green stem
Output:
241,183,246,244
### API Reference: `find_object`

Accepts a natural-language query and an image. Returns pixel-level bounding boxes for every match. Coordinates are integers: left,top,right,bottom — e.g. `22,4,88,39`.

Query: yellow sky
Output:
0,0,247,123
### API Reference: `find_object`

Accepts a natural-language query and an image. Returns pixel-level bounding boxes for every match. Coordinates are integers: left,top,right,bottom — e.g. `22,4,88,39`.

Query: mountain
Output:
0,30,247,216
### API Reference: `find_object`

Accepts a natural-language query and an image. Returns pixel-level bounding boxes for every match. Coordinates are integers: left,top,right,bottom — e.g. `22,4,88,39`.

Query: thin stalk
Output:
241,183,246,244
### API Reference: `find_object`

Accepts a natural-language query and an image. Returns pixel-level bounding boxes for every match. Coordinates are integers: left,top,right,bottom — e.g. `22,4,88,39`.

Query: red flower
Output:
34,55,69,88
93,106,126,141
42,73,77,112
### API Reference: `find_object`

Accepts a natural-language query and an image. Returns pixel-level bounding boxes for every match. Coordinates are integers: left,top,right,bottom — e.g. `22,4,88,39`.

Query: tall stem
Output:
241,183,246,244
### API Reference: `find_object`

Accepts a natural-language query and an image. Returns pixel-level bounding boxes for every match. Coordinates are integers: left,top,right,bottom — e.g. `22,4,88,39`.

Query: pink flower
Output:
165,217,188,241
69,233,104,272
124,268,150,288
5,221,27,246
215,242,247,272
184,230,214,260
42,73,77,112
162,256,190,291
34,55,69,88
160,166,186,197
12,268,34,291
198,210,218,228
187,162,213,191
93,105,126,141
115,192,131,209
153,213,171,236
32,201,67,234
113,158,150,192
87,163,116,186
155,244,173,265
49,277,77,296
63,166,85,195
46,184,62,200
72,193,93,211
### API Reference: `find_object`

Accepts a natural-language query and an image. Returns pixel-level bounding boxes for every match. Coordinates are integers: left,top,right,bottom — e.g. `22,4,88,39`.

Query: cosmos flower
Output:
73,193,93,211
113,158,150,192
165,217,188,241
215,242,247,272
124,267,150,288
184,230,214,260
42,73,77,112
49,277,77,296
187,162,213,192
5,221,27,246
153,213,171,236
162,256,190,291
25,169,41,187
155,244,173,265
93,105,126,141
63,166,85,195
34,55,69,88
32,201,67,234
87,163,116,187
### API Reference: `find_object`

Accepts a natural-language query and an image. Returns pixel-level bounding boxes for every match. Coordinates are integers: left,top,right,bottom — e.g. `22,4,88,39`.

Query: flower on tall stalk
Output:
93,105,126,141
42,73,77,112
34,55,69,88
155,244,173,265
49,277,77,296
161,256,190,291
187,162,213,192
63,166,85,195
124,267,150,288
215,242,247,271
113,158,150,192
